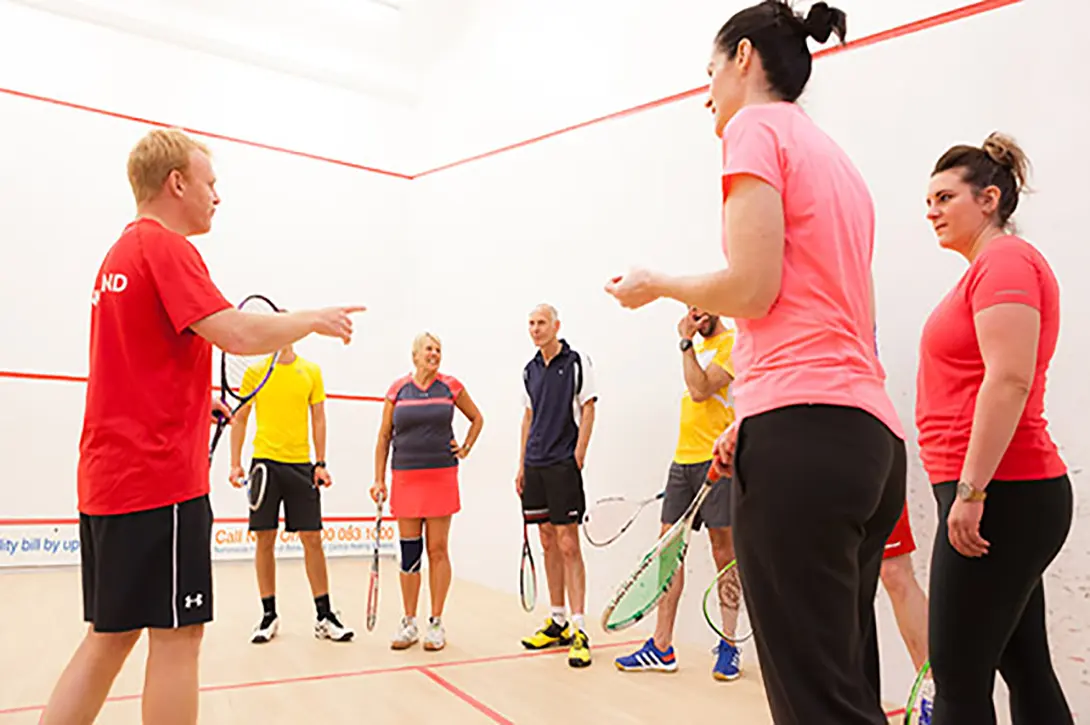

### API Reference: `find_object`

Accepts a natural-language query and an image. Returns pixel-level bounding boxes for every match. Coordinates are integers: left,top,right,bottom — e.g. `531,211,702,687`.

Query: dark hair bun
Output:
803,2,847,44
981,131,1031,195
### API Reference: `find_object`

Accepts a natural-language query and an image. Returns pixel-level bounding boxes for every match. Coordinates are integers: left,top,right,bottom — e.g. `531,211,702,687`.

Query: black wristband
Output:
315,461,327,468
679,338,694,352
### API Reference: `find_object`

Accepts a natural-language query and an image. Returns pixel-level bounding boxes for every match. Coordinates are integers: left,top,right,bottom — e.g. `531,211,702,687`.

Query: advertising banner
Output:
0,517,396,569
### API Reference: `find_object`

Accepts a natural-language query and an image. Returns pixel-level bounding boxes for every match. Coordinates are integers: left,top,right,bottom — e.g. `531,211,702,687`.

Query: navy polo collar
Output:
534,339,571,366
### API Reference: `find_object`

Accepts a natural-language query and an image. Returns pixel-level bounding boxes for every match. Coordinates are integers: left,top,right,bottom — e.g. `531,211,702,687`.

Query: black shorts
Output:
80,494,213,633
521,458,586,526
249,458,323,532
661,460,732,531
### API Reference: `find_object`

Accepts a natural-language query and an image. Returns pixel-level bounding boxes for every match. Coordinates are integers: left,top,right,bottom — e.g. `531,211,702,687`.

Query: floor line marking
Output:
417,667,514,724
0,639,644,715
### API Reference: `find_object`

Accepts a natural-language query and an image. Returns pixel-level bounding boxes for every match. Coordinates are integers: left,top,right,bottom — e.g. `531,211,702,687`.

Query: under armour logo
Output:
184,593,204,609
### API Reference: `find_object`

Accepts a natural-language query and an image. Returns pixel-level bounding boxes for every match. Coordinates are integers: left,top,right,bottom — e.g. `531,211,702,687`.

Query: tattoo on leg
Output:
718,567,742,613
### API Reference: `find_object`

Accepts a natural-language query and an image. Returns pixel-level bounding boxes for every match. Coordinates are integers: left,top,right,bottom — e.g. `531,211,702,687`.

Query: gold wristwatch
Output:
956,481,987,502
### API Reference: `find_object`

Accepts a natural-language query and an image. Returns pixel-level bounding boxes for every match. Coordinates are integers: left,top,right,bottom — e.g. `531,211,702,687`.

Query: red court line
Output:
411,0,1024,177
418,668,514,724
0,369,383,403
0,87,411,180
1,0,1023,184
0,639,646,716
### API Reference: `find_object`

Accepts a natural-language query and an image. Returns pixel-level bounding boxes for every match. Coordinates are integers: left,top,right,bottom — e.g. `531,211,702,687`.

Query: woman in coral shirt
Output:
917,133,1073,724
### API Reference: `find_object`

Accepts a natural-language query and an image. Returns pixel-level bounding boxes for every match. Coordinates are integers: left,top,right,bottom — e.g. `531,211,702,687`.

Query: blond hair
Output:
411,332,441,360
127,128,211,205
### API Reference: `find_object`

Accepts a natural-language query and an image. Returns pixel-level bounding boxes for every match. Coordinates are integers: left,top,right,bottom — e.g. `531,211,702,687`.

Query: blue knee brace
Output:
399,536,423,574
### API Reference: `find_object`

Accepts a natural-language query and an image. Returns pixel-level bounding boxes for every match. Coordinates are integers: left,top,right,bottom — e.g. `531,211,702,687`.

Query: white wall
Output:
2,0,1088,718
0,0,413,535
408,0,1090,718
0,0,414,173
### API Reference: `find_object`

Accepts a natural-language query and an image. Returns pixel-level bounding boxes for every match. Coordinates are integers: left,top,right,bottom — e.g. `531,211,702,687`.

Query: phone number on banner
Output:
212,519,397,561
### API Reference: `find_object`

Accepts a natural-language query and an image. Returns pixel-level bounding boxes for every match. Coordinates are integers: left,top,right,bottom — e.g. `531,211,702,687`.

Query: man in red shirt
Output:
40,128,365,725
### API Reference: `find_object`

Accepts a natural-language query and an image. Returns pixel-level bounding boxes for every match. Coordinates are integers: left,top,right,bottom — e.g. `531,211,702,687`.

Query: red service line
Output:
410,0,1023,177
0,369,382,403
418,668,514,724
2,0,1022,183
0,639,646,716
0,87,411,180
0,632,910,720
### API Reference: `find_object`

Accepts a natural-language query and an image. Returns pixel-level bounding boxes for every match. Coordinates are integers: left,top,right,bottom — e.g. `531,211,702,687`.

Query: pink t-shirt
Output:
915,236,1065,483
720,102,903,440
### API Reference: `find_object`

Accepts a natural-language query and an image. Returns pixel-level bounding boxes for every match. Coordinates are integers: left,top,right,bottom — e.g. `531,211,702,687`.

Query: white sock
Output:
572,613,585,633
551,607,567,626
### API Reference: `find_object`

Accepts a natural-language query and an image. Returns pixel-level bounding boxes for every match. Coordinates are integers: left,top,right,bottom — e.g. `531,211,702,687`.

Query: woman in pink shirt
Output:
607,2,903,723
917,134,1073,723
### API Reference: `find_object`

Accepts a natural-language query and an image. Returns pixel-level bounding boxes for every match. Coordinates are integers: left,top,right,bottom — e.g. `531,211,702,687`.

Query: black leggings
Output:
732,404,905,725
929,475,1074,725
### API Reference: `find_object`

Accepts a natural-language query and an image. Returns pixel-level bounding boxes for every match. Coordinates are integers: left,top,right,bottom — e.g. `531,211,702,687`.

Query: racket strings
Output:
224,353,276,396
603,534,686,629
583,500,642,544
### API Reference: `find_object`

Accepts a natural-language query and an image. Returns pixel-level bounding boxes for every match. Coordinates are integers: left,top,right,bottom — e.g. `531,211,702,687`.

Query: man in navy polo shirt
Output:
517,303,597,668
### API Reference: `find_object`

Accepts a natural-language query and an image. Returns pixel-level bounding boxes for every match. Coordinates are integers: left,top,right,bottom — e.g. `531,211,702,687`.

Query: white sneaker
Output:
314,611,355,642
391,616,419,650
423,618,446,651
251,615,279,644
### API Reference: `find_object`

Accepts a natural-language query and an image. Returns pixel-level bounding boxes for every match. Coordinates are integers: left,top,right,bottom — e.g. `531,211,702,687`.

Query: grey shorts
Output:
661,460,732,531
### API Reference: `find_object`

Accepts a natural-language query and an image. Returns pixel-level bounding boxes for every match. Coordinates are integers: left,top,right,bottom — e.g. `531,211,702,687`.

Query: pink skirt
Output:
390,466,460,519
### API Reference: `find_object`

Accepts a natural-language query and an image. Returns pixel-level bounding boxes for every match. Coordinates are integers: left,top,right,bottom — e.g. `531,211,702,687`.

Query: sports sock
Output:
258,596,277,629
572,613,586,634
551,606,567,627
315,594,332,619
429,616,441,626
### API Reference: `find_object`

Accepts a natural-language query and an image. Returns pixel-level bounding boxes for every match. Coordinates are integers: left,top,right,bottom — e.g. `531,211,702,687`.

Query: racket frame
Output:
582,491,665,547
208,294,282,462
902,659,932,723
519,519,537,612
366,491,385,632
700,558,754,645
245,462,269,512
600,468,722,632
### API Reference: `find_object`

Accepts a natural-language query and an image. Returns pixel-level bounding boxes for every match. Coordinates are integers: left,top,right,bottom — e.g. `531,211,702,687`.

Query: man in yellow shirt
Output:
229,340,353,644
614,307,741,680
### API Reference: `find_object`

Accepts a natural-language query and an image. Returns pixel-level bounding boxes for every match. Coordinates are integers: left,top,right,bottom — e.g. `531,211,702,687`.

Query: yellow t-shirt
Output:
241,356,326,464
674,329,736,464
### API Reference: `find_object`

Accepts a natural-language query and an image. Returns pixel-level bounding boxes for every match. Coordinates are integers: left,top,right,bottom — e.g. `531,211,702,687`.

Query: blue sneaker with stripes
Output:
713,640,742,681
614,638,678,672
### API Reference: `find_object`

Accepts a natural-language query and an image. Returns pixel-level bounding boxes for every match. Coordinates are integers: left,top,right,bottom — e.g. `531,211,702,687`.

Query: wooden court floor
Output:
0,558,905,723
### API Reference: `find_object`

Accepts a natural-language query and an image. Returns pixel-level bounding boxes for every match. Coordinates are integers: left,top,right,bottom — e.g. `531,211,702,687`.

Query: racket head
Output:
600,526,689,631
902,660,934,724
600,471,720,632
221,295,282,406
701,559,753,645
246,463,268,512
581,491,665,547
519,524,537,612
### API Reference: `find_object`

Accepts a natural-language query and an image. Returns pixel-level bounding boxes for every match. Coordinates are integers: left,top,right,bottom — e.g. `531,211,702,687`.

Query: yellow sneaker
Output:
521,617,572,650
568,629,591,668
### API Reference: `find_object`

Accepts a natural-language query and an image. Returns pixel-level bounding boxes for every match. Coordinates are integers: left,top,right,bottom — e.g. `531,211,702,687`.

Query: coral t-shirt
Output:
720,102,903,440
915,236,1066,483
78,218,232,516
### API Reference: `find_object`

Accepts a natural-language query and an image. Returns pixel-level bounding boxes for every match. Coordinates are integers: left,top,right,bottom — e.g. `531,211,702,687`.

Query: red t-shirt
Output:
915,235,1066,484
77,218,232,515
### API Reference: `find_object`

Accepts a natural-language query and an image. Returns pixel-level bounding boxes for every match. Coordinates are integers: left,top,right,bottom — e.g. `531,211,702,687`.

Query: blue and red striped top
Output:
387,373,465,472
